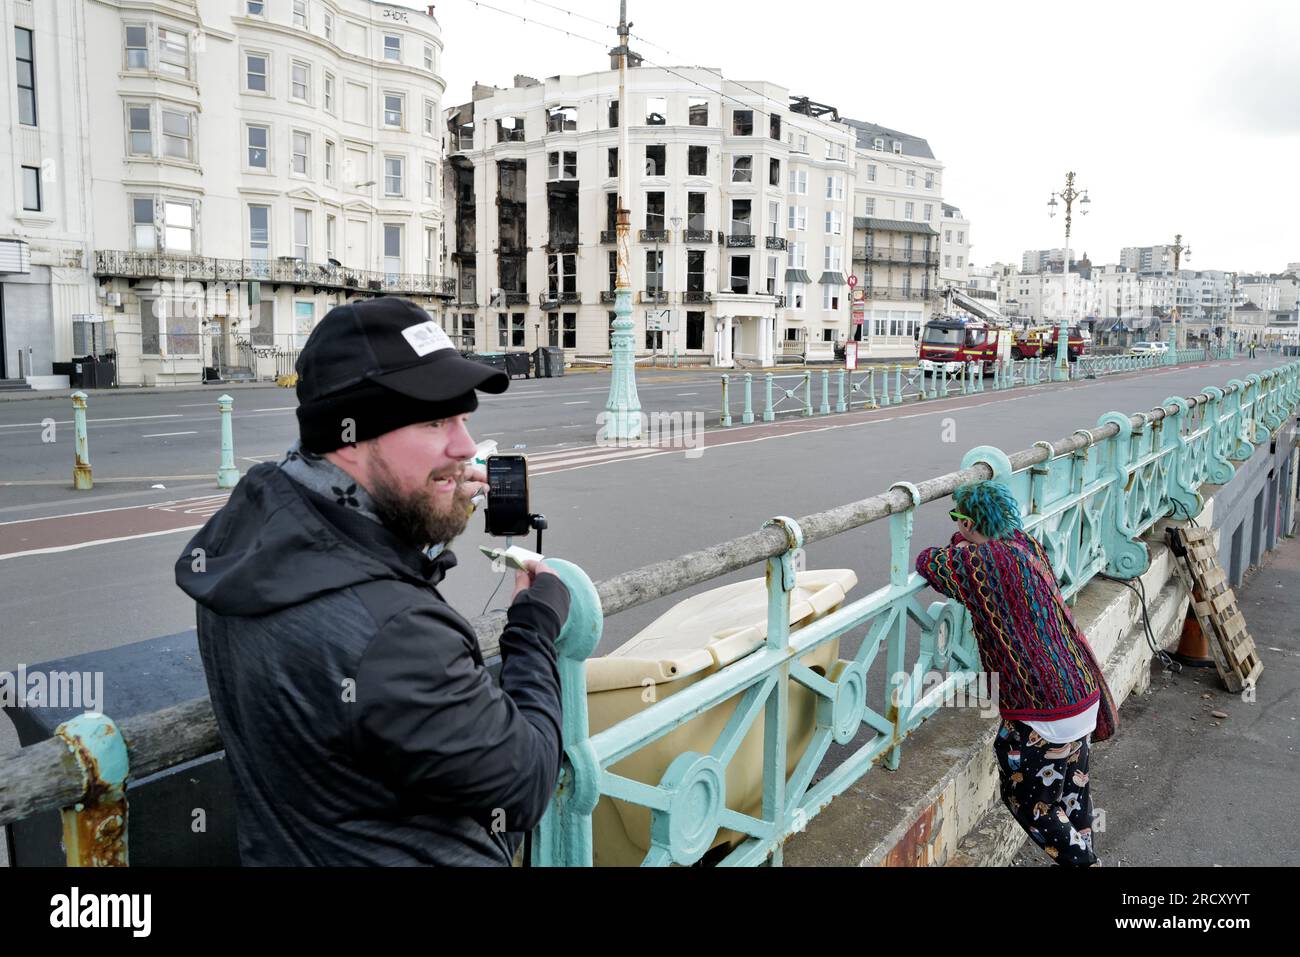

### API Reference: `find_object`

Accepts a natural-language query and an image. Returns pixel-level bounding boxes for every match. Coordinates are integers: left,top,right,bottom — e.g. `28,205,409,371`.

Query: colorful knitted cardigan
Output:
916,529,1118,742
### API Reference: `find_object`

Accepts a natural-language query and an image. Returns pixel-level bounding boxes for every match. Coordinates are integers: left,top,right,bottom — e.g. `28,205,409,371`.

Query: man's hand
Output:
463,464,489,501
512,559,557,601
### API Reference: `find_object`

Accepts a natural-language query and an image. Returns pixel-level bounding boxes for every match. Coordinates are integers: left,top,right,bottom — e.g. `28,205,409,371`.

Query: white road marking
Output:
677,392,699,396
531,447,669,470
0,525,206,561
0,413,183,430
563,401,588,405
142,431,199,438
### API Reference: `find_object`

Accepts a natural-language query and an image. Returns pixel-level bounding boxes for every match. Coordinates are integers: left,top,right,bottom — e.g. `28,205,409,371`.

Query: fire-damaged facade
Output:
443,67,860,365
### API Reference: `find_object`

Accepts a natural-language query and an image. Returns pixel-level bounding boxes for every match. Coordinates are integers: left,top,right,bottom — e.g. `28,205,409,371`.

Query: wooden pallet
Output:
1169,526,1264,693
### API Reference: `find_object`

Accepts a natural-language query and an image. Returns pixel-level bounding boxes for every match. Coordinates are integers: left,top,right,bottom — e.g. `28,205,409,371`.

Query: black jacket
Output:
174,463,569,866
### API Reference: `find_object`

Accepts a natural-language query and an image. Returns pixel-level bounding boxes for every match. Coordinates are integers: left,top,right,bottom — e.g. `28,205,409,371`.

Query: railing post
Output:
993,361,1000,391
885,482,921,771
878,367,889,407
56,713,129,866
721,375,732,427
803,371,813,416
531,559,602,867
940,366,949,398
217,395,240,489
835,369,847,413
894,364,903,405
763,372,775,422
820,370,830,415
742,372,755,424
761,516,802,866
71,391,93,490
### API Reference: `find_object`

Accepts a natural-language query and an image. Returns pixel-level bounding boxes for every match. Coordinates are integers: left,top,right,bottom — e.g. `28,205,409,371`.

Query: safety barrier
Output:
720,351,1229,426
3,362,1297,867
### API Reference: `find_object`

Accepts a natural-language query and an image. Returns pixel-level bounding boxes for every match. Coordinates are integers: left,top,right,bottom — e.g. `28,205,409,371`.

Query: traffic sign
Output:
845,341,859,370
847,275,858,290
645,309,677,332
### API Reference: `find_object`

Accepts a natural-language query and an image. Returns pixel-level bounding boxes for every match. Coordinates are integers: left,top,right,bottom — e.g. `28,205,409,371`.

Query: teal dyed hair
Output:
953,480,1023,541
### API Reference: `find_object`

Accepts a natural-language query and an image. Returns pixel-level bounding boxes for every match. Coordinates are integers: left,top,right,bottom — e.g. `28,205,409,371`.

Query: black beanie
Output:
297,380,479,454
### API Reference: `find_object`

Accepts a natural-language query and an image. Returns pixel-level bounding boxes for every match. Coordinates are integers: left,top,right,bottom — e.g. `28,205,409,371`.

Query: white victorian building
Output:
4,0,453,388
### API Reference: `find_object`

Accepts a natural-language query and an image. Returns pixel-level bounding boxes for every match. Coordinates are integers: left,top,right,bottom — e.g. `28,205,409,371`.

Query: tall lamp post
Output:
1047,171,1090,381
604,0,642,440
1164,234,1191,361
1227,270,1237,358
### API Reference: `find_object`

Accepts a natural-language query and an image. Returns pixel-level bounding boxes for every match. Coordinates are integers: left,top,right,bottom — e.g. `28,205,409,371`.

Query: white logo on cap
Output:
401,320,455,358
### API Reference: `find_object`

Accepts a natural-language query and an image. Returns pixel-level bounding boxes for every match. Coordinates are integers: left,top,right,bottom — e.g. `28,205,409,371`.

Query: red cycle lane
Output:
0,495,230,560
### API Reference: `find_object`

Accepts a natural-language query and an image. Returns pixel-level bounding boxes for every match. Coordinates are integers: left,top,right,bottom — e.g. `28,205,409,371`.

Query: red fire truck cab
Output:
918,316,1012,375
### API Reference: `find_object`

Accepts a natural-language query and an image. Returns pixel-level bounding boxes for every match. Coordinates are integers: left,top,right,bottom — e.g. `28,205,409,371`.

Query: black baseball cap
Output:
295,299,508,452
297,298,507,402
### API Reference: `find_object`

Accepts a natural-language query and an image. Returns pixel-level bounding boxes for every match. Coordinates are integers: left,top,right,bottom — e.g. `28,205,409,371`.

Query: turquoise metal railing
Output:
720,350,1234,425
3,363,1296,868
534,360,1300,866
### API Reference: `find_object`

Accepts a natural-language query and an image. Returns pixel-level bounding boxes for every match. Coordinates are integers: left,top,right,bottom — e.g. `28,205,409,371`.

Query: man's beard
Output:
369,454,473,550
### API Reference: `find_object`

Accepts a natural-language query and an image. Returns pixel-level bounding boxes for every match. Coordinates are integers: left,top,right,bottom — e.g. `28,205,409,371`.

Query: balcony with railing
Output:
765,236,788,251
640,290,669,304
600,290,618,304
93,250,456,297
639,229,670,244
600,230,618,244
683,290,713,304
855,247,939,267
540,291,583,307
504,292,530,306
683,229,714,244
860,285,939,302
725,233,756,248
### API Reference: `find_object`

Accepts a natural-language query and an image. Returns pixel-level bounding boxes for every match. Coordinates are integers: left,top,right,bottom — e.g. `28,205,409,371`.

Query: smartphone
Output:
485,454,531,537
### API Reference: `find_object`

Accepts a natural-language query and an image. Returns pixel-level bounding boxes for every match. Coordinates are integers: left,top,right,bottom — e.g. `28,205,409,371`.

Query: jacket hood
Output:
175,463,453,617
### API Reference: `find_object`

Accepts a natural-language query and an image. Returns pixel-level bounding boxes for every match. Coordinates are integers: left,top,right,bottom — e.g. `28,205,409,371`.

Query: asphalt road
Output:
0,354,1277,651
0,355,1285,849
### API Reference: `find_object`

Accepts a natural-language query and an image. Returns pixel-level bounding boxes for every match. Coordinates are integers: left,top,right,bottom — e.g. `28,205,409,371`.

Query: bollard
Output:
802,371,813,416
835,369,847,413
217,394,240,489
71,391,93,490
820,370,830,415
742,372,754,424
894,364,903,405
940,366,949,398
763,372,775,422
721,375,732,427
993,362,1000,391
878,368,890,407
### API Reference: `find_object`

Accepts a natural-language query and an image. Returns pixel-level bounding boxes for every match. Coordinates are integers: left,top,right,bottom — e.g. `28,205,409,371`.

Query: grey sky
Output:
412,0,1300,274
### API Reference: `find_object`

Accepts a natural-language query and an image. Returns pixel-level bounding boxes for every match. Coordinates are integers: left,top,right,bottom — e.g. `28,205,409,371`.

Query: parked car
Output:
1129,341,1170,356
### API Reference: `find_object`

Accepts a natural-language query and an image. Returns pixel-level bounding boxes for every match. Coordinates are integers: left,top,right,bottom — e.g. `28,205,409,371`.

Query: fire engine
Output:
918,288,1012,376
1010,325,1087,361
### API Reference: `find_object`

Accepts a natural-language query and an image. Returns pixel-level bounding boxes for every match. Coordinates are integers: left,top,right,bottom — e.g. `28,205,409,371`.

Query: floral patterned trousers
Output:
993,718,1099,866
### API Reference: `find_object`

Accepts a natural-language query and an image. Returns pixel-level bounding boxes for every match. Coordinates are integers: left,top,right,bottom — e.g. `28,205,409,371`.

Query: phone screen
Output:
485,455,531,537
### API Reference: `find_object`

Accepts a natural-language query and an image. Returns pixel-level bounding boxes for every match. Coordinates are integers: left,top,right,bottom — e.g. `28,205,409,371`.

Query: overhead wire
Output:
448,0,890,166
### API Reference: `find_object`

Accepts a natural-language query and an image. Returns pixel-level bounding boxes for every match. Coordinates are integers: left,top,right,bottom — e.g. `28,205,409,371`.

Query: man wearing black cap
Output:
175,299,570,866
